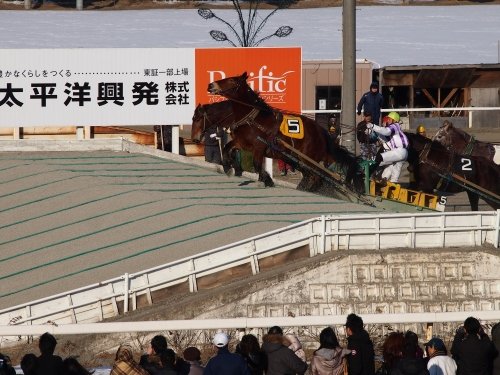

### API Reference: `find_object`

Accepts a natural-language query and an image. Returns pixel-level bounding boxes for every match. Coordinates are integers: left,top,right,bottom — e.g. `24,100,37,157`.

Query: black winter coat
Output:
347,330,375,375
390,358,428,375
261,334,307,375
357,91,384,124
451,332,496,375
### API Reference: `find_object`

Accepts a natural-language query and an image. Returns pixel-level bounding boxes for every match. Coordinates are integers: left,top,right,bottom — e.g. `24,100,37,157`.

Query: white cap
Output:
213,332,229,348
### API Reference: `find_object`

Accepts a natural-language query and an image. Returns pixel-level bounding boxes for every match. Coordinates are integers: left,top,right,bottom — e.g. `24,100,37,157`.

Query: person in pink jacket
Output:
311,327,351,375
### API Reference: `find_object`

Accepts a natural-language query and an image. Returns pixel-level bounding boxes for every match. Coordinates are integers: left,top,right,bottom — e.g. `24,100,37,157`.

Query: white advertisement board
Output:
0,48,195,127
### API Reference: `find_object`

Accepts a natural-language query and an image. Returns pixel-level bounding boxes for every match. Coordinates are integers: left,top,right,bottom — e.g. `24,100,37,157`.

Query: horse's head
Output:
191,104,208,143
208,72,249,99
432,120,454,149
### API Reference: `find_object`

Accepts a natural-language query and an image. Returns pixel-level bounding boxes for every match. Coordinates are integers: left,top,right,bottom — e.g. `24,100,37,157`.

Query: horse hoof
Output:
257,181,266,188
226,168,235,177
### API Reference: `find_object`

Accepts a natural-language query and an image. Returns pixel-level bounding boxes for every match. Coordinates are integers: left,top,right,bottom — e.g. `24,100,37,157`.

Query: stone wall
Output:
195,248,500,322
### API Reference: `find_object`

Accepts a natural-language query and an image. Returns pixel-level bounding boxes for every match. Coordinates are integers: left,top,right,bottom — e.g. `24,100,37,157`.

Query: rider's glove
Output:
209,133,217,138
366,123,374,129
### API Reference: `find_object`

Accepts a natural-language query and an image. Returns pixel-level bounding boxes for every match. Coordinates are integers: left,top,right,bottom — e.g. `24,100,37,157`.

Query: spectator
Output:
139,335,173,375
391,339,428,375
285,332,307,362
158,350,178,375
62,357,95,375
357,82,384,125
345,314,375,375
21,353,38,375
235,334,267,375
451,317,496,375
310,326,351,375
204,126,224,165
0,353,15,375
424,337,456,375
182,347,204,375
405,331,424,360
381,332,405,374
110,344,149,375
492,323,500,375
203,331,250,375
36,332,64,375
261,326,307,375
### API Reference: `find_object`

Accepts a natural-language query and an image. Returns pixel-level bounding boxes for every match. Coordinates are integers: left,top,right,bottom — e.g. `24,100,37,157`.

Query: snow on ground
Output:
0,5,499,66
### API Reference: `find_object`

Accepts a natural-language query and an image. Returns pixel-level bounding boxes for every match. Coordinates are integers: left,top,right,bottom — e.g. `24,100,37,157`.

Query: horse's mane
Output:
322,126,360,170
445,122,471,142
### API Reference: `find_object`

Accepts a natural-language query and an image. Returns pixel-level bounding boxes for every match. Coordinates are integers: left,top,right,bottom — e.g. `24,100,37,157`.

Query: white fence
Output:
0,211,498,330
1,311,500,337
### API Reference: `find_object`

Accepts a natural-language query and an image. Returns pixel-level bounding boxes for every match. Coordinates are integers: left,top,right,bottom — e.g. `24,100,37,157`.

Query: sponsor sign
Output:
0,47,301,127
195,47,301,112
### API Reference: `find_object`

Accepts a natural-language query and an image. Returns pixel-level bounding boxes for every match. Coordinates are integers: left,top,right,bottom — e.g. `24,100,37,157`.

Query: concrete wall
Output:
193,249,500,333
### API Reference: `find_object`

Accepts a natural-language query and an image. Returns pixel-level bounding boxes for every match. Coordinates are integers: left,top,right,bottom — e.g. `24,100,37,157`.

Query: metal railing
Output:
1,311,499,336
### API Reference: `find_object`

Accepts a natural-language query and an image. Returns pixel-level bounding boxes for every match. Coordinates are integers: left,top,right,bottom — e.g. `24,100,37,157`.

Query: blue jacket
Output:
204,346,250,375
357,91,384,124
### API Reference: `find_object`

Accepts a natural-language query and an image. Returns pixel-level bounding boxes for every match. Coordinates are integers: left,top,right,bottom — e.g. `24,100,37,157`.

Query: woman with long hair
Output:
236,333,267,375
311,327,351,375
379,332,405,375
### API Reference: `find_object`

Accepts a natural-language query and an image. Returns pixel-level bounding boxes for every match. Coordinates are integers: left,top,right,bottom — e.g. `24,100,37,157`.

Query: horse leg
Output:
231,148,244,177
467,191,479,211
253,148,274,187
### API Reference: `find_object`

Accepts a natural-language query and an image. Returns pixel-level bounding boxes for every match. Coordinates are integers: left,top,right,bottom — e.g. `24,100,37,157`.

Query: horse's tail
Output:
327,141,364,193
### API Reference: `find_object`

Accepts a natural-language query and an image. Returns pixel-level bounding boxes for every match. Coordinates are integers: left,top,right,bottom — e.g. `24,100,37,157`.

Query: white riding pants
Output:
380,148,408,183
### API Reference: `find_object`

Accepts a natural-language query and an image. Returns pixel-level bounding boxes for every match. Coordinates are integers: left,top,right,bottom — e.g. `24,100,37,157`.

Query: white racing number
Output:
461,158,472,171
287,119,300,134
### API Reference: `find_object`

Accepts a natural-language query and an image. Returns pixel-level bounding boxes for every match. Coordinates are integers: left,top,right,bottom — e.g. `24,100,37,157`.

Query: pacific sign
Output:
0,47,301,128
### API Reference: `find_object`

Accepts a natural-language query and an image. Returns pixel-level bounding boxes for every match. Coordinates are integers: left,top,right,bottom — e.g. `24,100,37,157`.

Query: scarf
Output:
110,345,149,375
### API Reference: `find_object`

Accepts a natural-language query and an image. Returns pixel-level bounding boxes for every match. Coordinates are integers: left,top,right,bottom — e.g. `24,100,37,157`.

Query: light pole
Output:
341,0,356,154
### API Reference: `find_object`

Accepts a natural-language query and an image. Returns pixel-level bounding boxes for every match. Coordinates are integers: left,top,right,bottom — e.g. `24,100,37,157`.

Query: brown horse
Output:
406,132,500,210
433,120,500,164
206,72,359,192
191,101,245,177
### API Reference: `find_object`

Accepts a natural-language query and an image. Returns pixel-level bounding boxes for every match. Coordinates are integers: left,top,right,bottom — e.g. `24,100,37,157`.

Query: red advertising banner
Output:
195,47,302,112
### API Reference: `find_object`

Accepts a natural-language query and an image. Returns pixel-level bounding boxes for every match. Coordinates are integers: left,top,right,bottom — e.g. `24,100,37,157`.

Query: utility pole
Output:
24,0,31,10
341,0,356,154
77,0,83,10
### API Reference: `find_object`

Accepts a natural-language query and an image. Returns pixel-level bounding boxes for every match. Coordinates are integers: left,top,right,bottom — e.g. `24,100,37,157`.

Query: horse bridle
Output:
196,105,233,137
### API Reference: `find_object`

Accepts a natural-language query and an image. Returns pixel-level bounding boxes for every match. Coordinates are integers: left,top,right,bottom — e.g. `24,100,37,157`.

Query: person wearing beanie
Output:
357,82,384,125
425,337,457,375
183,347,204,375
261,326,308,375
204,332,250,375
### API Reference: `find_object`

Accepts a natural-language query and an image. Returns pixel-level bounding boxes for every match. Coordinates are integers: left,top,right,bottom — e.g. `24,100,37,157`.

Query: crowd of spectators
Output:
0,316,498,375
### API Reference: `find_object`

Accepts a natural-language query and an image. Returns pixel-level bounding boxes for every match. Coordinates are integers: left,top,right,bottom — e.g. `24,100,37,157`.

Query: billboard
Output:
0,47,301,128
195,47,302,113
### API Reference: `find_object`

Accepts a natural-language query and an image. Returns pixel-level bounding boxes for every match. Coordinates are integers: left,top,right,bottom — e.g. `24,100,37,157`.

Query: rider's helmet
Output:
416,125,426,135
387,111,400,122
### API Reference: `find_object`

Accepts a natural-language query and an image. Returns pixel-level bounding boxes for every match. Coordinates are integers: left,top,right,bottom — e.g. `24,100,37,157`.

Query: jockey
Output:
366,111,409,183
416,124,427,137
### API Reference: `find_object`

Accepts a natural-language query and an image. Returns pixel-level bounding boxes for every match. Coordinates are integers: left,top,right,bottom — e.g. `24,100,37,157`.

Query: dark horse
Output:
191,101,244,177
433,120,500,165
206,72,360,192
406,132,500,210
